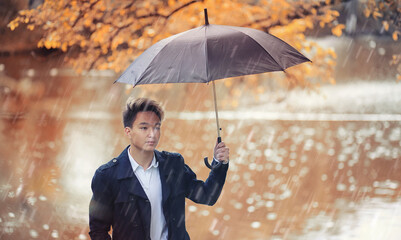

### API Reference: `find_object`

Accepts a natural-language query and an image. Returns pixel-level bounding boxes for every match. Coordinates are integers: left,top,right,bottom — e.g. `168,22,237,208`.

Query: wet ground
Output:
1,36,401,239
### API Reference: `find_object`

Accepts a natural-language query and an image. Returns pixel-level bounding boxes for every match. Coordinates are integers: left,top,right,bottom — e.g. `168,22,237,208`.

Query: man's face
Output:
125,111,161,153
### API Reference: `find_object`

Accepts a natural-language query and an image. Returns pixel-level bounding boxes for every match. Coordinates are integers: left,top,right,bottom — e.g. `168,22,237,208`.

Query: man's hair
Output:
123,98,164,128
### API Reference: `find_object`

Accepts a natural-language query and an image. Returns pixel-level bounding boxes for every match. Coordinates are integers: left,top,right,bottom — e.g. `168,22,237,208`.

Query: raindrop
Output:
337,183,347,191
378,47,386,55
215,207,224,214
369,40,376,48
188,205,197,212
234,202,243,209
251,221,261,229
29,229,39,238
299,167,309,177
231,174,240,181
49,68,58,77
78,234,87,240
39,195,47,201
223,215,231,221
246,197,254,205
43,224,50,230
201,210,209,216
8,212,15,218
212,230,220,236
27,69,35,77
289,160,296,167
338,154,346,162
174,142,183,150
264,149,273,157
265,201,274,208
280,189,292,200
51,230,59,238
321,174,328,181
247,206,256,213
268,174,275,181
247,142,256,150
249,163,257,170
267,212,277,220
247,180,255,187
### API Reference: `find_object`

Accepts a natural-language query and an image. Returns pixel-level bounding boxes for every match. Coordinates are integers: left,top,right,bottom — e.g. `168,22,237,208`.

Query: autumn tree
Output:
8,0,401,91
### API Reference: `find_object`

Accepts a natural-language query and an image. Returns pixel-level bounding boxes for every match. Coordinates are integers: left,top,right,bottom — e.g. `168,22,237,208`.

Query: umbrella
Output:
116,9,310,168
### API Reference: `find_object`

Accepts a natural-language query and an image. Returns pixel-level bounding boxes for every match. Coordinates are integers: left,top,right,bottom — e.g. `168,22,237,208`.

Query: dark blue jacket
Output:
89,146,228,240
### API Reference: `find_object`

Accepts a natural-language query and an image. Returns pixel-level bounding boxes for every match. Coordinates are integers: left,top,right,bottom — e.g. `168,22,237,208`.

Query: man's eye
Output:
140,127,148,130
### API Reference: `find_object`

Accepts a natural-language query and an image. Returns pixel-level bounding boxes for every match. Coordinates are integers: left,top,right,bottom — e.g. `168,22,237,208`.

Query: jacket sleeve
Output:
89,169,113,240
183,155,229,206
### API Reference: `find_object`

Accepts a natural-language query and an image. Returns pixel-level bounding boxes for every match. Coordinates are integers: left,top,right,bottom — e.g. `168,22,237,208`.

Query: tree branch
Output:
242,0,352,30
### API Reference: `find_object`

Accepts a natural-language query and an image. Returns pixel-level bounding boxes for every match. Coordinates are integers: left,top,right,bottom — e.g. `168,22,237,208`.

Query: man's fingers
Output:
215,141,226,149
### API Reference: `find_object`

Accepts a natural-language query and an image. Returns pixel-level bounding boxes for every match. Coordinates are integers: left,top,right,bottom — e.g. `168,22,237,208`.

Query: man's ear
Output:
124,127,131,137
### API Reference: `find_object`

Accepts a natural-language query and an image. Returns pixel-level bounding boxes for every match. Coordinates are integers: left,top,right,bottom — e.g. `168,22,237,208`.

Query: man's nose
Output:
148,128,156,137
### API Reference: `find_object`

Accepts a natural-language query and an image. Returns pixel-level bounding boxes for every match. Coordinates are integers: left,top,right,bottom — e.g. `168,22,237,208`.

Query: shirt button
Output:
145,199,150,203
113,159,117,163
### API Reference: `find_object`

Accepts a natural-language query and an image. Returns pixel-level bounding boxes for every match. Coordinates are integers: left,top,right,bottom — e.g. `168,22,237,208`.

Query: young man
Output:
89,98,229,240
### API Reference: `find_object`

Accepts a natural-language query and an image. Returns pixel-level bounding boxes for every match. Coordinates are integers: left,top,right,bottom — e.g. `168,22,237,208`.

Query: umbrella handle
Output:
204,137,223,169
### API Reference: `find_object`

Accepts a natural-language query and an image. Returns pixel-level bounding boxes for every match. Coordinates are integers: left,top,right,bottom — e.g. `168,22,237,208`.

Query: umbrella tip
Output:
204,8,209,25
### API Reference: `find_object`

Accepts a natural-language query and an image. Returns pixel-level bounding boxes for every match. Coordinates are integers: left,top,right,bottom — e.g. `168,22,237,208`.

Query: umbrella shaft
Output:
212,81,221,139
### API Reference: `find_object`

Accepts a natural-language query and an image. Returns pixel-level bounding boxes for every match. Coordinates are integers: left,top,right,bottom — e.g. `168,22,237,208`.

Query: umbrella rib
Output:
204,26,210,82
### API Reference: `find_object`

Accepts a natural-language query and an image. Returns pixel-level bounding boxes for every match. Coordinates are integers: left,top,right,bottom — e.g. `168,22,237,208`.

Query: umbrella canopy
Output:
116,15,310,86
115,9,310,168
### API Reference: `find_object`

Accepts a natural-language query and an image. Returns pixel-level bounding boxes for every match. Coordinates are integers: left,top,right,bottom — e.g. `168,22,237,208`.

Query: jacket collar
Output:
115,146,170,202
116,146,135,180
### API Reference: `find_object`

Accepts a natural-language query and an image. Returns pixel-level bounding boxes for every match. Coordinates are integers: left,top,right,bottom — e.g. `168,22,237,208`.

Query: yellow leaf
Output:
332,24,345,37
364,8,370,18
328,48,337,58
61,42,68,52
373,11,382,19
305,18,313,29
168,0,175,7
331,10,340,17
44,40,52,49
37,40,44,48
80,40,87,47
383,21,389,31
393,31,399,41
27,24,35,31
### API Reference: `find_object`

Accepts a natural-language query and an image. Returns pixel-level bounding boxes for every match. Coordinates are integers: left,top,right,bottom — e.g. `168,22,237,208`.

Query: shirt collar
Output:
128,147,158,171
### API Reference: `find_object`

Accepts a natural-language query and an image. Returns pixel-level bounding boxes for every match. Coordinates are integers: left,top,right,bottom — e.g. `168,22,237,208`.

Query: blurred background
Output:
1,0,401,239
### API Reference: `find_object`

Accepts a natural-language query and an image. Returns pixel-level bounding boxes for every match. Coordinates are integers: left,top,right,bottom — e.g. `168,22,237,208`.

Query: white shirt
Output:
128,149,168,240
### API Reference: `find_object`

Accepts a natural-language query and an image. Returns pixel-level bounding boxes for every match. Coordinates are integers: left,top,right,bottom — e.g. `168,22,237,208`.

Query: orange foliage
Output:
7,0,401,89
